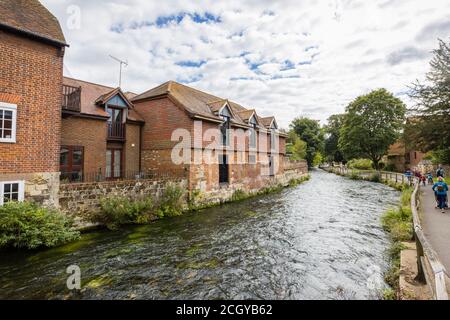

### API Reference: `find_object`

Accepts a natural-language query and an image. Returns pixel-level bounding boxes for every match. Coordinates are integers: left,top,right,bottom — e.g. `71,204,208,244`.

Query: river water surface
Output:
0,170,400,300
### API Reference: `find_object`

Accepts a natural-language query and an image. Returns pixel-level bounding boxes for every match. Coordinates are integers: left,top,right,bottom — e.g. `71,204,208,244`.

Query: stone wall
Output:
0,172,60,207
190,160,308,208
59,178,187,222
58,158,308,228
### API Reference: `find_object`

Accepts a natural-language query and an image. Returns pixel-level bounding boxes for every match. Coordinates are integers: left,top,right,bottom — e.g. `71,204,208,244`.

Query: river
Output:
0,169,400,300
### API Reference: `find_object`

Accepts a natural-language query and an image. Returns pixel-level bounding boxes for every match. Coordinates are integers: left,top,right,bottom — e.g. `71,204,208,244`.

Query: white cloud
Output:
42,0,450,128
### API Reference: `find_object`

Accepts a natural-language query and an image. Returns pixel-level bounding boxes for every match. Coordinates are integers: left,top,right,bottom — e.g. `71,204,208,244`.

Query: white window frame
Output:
0,102,17,143
0,181,25,206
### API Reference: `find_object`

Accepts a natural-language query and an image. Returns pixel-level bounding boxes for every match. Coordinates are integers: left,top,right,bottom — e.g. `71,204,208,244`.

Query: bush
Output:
347,158,373,170
369,172,381,183
349,171,362,180
97,195,153,230
384,164,397,172
156,183,186,218
0,201,80,249
288,175,310,187
231,189,249,202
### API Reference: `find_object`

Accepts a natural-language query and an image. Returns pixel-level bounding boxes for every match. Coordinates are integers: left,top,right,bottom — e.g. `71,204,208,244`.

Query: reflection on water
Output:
0,170,399,300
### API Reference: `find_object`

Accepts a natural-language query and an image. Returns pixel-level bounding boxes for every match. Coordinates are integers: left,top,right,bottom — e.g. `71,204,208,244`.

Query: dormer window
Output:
105,94,128,140
219,105,232,146
249,115,258,148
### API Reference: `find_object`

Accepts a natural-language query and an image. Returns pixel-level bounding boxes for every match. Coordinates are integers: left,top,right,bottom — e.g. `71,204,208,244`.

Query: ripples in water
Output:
0,169,400,300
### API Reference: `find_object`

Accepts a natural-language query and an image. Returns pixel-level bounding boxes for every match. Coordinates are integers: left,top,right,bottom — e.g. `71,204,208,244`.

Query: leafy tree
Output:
339,89,406,170
312,152,324,167
289,117,324,166
407,39,450,164
286,130,307,160
324,114,346,163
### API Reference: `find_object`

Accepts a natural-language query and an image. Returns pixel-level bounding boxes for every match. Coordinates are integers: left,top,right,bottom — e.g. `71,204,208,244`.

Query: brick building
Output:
385,140,425,172
132,81,287,192
60,77,144,183
0,0,67,206
1,0,290,208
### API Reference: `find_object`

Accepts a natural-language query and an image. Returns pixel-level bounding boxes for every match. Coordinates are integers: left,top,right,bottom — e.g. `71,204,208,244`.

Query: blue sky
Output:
42,0,450,128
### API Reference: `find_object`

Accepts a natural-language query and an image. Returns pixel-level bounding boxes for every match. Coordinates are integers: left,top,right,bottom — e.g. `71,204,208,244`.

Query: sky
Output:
42,0,450,128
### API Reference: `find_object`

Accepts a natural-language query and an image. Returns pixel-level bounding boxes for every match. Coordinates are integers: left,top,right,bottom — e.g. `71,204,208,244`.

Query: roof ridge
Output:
170,81,223,101
132,81,172,100
63,76,115,90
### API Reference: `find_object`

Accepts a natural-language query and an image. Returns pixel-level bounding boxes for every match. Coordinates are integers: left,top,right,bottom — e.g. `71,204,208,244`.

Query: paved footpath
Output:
420,184,450,273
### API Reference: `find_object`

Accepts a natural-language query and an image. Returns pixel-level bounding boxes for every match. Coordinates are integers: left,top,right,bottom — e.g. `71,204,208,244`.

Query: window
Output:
106,106,125,139
0,102,17,143
60,146,84,182
219,105,232,146
249,116,258,148
106,149,122,179
0,181,24,205
271,130,276,150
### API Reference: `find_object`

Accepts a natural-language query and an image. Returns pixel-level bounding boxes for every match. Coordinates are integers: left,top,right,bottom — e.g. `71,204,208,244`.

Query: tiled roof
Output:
237,109,256,122
260,116,276,128
132,81,278,129
0,0,66,46
63,77,144,122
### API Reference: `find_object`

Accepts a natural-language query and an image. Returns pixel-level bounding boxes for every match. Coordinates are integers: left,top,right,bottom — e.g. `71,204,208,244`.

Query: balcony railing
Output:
108,121,125,140
62,85,81,112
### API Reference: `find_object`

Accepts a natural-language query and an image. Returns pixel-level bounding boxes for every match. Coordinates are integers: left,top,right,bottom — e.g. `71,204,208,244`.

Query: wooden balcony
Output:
107,121,125,140
62,85,81,113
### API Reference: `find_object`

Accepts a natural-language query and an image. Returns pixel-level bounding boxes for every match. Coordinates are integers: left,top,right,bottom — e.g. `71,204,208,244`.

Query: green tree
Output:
290,117,324,166
339,89,406,170
312,152,324,167
286,130,307,160
324,114,346,163
407,39,450,164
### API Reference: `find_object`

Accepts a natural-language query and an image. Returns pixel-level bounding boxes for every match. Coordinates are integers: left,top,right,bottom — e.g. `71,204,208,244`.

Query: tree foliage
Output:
406,39,450,164
289,117,324,166
339,89,406,170
286,130,307,161
324,114,346,162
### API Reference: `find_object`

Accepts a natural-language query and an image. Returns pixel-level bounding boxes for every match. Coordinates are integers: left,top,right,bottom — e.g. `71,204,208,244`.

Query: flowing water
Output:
0,170,400,300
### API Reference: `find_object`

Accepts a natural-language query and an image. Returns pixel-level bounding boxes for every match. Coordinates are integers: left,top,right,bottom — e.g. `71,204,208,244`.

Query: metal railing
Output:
107,122,125,140
411,182,449,300
60,169,188,184
62,85,81,112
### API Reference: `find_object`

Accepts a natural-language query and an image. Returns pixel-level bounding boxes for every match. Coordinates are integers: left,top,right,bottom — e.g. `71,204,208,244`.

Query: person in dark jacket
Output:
432,177,448,213
436,165,445,178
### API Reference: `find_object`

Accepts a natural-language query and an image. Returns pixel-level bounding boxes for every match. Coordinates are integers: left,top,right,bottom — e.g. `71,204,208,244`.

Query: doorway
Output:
219,154,229,184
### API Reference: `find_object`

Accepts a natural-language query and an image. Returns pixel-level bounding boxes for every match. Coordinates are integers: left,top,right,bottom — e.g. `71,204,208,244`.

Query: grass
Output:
380,187,414,299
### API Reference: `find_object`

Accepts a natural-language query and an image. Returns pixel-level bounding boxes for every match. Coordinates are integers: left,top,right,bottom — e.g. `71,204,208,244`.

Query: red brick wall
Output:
134,96,287,190
134,97,192,177
0,30,63,174
125,123,141,174
61,117,107,176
